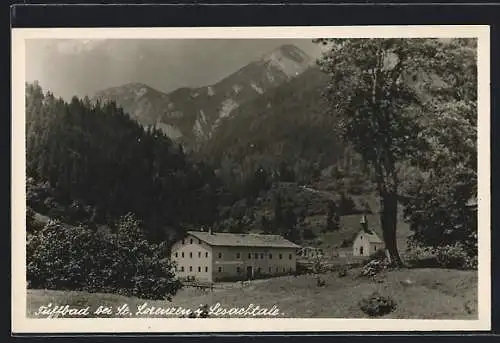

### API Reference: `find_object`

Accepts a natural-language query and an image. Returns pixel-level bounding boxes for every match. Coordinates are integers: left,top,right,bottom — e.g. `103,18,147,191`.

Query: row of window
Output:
234,266,290,274
236,252,292,260
177,266,223,273
174,251,294,260
177,266,292,274
177,266,209,272
175,251,209,258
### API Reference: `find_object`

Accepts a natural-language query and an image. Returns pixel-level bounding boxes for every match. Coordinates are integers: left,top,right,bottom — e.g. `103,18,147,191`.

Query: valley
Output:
24,38,479,321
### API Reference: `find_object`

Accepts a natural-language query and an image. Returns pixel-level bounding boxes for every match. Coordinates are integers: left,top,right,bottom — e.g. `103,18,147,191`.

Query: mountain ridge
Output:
93,44,315,145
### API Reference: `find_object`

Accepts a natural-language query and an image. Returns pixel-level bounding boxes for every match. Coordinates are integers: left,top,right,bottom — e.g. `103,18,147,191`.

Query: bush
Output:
359,292,397,317
404,246,440,268
27,214,182,300
360,258,390,278
367,248,387,262
405,241,477,270
435,242,477,270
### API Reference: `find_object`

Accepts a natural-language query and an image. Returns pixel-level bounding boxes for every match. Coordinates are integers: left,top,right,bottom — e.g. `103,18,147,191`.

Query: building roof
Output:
357,229,383,244
187,230,301,249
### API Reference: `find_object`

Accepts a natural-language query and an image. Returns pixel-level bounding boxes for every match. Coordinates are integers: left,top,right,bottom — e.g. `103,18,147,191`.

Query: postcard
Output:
11,25,490,333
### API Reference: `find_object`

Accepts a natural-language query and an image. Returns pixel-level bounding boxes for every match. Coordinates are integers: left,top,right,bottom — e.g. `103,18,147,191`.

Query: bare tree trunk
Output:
380,190,404,267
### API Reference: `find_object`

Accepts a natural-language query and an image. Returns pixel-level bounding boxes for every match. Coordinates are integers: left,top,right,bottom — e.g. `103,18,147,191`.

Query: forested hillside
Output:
26,82,221,242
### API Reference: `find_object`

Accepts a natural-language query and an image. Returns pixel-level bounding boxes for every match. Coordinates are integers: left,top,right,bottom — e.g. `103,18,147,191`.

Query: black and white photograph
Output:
11,26,490,333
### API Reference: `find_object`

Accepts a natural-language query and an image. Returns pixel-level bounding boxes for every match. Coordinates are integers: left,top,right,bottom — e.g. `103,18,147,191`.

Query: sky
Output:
26,39,323,101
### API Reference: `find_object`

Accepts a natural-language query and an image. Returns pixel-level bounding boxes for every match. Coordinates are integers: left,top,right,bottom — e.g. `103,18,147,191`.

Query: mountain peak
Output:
261,44,313,78
93,43,316,144
121,82,158,92
262,44,311,63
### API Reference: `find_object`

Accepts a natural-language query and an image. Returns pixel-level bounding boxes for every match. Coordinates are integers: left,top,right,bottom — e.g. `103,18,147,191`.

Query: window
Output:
257,267,261,273
180,266,184,272
283,267,286,272
236,267,241,273
218,252,222,259
198,252,201,258
236,252,240,259
190,239,193,244
260,253,264,259
279,253,283,260
189,252,193,258
360,246,364,256
175,252,178,258
205,267,208,272
198,239,202,244
269,253,273,259
181,252,185,258
198,266,201,272
218,267,222,273
255,253,259,259
269,267,272,273
360,236,363,240
276,267,279,272
288,253,292,260
248,253,252,259
182,239,185,244
189,266,193,272
205,252,208,258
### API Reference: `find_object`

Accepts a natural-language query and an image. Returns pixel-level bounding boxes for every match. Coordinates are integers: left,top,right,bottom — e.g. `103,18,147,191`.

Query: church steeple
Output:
360,215,369,232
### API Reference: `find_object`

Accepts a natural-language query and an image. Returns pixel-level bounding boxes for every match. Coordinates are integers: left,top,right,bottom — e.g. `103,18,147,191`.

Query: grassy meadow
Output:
27,266,477,319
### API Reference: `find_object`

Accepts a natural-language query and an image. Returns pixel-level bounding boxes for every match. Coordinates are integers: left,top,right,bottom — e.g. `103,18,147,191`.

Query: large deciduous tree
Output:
314,38,457,266
316,38,477,266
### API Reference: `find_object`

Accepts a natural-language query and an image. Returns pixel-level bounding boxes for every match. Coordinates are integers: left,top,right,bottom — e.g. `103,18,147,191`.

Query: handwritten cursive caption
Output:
33,302,283,318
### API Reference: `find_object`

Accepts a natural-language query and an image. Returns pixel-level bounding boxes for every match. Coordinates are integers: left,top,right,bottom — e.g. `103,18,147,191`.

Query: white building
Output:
170,229,301,282
352,216,384,257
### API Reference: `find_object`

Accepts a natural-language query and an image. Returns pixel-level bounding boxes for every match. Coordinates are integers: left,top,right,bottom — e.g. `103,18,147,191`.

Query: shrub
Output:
27,214,182,300
405,241,477,270
404,246,440,268
359,292,397,317
435,242,477,270
367,248,387,262
360,259,390,278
